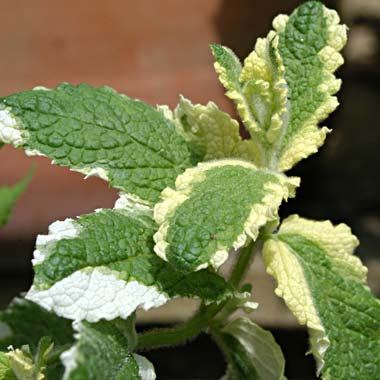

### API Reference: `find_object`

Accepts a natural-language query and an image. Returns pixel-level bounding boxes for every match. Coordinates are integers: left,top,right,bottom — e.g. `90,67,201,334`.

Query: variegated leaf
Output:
0,84,191,204
263,215,380,379
26,195,232,322
154,159,299,273
211,2,346,171
169,96,261,163
61,321,155,380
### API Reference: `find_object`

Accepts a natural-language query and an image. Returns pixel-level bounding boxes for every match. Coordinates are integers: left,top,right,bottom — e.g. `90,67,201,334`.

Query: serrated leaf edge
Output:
263,238,329,374
280,215,366,282
154,159,299,270
275,6,347,171
153,160,259,267
26,196,168,322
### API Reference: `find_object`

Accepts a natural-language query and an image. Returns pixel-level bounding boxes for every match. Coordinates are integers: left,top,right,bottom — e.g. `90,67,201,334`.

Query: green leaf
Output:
168,96,261,163
211,34,287,169
61,321,155,380
0,297,73,353
0,297,74,380
210,44,242,95
263,215,380,379
26,196,232,322
0,84,192,204
3,347,35,380
0,168,33,228
32,337,54,380
154,159,299,273
271,2,346,170
217,317,285,380
0,352,16,380
211,2,346,171
1,338,53,380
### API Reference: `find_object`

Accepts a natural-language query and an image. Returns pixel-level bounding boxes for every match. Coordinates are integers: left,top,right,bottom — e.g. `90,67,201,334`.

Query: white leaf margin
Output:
26,196,168,323
154,159,299,271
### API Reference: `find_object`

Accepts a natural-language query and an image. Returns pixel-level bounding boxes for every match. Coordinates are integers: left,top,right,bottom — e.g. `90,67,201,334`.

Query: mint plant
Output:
0,2,379,379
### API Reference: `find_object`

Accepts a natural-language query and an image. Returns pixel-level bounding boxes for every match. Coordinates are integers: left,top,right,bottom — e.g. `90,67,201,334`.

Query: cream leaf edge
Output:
0,105,157,203
212,33,288,169
279,214,367,282
26,269,169,323
154,159,299,271
172,95,261,163
5,347,39,380
263,213,367,374
263,239,329,374
275,7,347,171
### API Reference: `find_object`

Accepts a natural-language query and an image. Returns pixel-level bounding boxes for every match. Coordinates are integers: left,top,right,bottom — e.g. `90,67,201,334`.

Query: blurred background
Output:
1,0,379,379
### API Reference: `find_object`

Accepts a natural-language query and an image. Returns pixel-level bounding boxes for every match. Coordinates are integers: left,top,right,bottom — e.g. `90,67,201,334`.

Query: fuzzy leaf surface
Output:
211,34,287,168
26,197,232,322
170,96,260,163
211,2,346,170
271,1,346,170
218,318,285,380
263,215,380,379
0,84,192,203
154,159,299,273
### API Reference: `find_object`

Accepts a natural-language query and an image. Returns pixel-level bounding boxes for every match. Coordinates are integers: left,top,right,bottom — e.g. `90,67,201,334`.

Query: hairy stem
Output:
229,240,258,288
136,303,224,350
137,240,260,351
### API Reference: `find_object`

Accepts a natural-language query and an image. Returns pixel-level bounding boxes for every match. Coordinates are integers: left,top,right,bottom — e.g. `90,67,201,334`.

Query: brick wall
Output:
0,0,232,238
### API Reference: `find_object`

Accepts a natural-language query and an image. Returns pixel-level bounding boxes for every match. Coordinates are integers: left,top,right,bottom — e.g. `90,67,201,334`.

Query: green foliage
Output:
171,96,258,162
0,337,54,380
0,84,191,204
154,160,298,273
0,168,33,228
27,203,232,323
0,2,378,380
216,317,286,380
0,297,73,352
0,297,74,379
264,216,380,379
0,353,15,380
62,321,154,380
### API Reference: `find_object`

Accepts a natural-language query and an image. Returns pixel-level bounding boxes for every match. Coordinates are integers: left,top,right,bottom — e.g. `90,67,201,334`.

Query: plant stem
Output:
114,314,138,350
136,303,223,350
229,240,258,288
137,240,260,351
